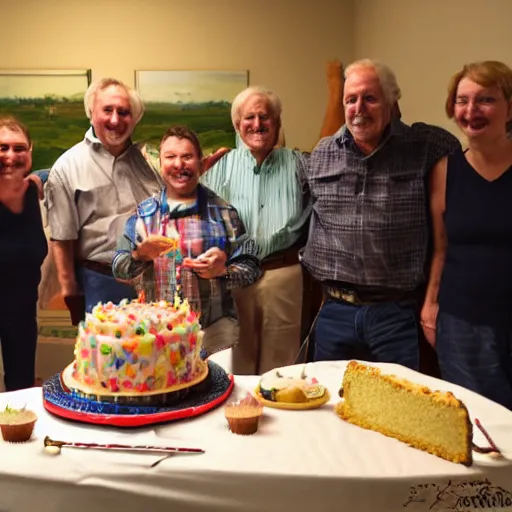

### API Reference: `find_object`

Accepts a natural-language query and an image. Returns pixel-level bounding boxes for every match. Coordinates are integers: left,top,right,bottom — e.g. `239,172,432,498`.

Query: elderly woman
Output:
421,61,512,409
0,116,48,390
113,125,262,356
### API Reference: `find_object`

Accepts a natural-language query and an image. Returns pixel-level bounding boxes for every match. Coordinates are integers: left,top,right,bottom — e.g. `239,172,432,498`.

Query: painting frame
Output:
133,69,249,156
0,68,92,171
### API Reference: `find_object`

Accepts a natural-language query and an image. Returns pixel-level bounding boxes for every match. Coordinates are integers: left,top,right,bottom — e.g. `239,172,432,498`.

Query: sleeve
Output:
413,123,461,170
200,153,231,200
45,165,80,241
112,214,150,281
32,169,50,185
218,203,262,290
294,150,313,218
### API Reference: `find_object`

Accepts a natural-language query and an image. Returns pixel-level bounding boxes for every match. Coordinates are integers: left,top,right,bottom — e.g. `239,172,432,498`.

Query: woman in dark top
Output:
421,61,512,410
0,116,48,391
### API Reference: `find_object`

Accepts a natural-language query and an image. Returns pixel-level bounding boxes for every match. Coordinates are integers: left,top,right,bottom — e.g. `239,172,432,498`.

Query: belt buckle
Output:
340,289,358,305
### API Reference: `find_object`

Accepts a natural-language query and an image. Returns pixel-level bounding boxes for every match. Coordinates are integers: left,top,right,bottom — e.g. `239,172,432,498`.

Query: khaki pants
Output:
203,316,239,356
232,264,303,375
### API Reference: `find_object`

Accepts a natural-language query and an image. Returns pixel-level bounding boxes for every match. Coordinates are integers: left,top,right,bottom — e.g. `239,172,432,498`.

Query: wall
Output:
0,0,354,151
353,0,512,137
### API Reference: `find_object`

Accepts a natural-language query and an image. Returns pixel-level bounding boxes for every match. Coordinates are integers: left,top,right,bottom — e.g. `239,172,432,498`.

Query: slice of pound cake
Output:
335,361,473,465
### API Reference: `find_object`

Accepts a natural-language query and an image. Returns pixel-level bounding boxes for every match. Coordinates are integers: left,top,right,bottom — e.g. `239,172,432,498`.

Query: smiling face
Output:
90,85,135,155
454,77,512,142
236,94,279,163
0,125,32,200
343,68,392,154
160,136,202,200
0,126,31,177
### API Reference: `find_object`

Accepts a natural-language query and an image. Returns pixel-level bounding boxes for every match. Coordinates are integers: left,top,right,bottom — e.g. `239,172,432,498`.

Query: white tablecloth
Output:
1,359,512,512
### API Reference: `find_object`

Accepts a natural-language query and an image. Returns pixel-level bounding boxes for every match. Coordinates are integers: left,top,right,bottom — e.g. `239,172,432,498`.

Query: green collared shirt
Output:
201,143,311,259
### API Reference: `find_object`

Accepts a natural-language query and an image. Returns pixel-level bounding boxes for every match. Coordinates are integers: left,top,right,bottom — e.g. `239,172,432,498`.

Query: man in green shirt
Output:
202,63,343,374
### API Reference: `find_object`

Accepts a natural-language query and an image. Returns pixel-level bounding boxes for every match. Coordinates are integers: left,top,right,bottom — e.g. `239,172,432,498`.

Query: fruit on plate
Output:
258,368,326,404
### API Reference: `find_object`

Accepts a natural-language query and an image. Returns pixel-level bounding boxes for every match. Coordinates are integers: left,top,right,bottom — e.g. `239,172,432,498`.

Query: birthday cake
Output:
69,298,207,397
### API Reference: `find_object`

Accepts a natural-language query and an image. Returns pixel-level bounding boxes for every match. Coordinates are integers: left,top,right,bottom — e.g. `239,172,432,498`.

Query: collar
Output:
335,118,408,151
237,136,276,175
160,184,208,219
84,127,134,155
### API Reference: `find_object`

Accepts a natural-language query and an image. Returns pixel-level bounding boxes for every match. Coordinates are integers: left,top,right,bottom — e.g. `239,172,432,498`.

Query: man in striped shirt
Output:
202,64,344,374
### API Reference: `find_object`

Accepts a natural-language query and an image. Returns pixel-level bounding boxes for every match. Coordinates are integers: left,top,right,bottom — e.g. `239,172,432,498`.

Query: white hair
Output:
345,59,402,106
230,86,282,129
84,78,145,124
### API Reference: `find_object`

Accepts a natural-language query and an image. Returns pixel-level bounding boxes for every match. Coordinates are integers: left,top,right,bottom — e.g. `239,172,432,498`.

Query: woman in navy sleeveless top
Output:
421,61,512,410
0,117,48,391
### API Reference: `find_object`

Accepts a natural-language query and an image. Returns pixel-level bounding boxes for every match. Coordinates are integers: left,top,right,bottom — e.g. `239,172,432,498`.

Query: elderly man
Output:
202,65,343,374
45,78,163,320
301,59,461,370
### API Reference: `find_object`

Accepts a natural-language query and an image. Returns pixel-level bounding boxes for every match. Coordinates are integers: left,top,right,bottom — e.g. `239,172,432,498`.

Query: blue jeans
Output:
77,266,137,313
314,298,419,370
437,311,512,410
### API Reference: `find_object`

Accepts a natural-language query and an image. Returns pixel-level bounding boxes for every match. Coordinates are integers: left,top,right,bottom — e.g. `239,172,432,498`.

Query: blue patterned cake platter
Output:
42,360,234,427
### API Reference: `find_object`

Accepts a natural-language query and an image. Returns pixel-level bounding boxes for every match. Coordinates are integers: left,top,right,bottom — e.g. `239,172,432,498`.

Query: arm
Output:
112,215,151,281
421,157,448,347
224,207,262,289
51,240,79,297
318,60,345,141
45,167,81,297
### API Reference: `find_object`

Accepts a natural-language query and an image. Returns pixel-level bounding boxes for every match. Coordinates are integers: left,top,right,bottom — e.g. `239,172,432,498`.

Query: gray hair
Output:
230,86,282,129
345,59,402,106
84,78,145,124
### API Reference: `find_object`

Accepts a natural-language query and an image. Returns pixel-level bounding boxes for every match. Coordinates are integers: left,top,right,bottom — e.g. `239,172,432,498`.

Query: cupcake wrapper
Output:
1,421,36,443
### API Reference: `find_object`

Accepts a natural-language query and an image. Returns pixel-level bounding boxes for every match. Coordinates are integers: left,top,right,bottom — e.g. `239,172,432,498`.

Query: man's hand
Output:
60,280,79,298
25,173,44,199
183,247,228,279
134,237,174,262
202,147,230,174
420,301,438,348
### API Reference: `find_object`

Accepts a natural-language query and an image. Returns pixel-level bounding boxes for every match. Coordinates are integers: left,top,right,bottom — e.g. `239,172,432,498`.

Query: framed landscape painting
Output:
134,70,248,160
0,69,91,171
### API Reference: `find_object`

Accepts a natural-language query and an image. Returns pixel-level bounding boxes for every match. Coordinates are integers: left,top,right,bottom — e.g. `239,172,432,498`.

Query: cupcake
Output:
225,393,263,435
0,406,38,443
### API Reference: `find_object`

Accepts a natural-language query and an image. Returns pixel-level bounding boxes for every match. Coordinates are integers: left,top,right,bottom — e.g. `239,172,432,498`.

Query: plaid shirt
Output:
113,185,261,328
301,120,461,291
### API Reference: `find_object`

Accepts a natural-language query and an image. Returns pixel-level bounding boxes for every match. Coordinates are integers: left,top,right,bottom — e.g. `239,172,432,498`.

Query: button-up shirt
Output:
201,142,311,259
46,128,162,264
113,185,261,328
301,120,461,290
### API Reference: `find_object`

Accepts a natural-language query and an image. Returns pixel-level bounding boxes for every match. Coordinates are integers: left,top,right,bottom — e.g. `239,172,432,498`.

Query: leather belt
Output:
80,260,113,277
325,284,419,306
261,247,300,272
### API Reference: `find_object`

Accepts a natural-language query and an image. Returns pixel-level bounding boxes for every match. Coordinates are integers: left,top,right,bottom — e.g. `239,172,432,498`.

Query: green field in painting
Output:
0,100,236,170
0,100,89,171
133,101,236,154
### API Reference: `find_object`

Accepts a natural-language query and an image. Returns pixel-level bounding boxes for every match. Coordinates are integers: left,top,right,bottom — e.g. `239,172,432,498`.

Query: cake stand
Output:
42,360,234,427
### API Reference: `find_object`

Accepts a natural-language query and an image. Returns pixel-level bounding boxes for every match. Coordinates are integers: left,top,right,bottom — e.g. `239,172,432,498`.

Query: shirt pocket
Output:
384,171,426,228
311,166,357,228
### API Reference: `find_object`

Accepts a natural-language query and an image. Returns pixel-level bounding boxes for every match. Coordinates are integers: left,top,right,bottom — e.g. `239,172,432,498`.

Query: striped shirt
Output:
201,143,311,259
301,120,461,290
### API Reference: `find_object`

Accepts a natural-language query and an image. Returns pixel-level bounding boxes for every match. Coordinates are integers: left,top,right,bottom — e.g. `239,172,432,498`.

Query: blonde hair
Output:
446,61,512,132
84,78,145,124
344,59,402,106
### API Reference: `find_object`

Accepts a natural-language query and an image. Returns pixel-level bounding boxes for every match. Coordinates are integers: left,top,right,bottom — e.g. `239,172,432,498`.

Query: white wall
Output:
353,0,512,137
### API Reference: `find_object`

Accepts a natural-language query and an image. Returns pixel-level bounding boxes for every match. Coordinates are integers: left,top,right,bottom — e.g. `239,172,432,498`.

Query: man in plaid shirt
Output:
301,59,461,370
113,126,261,356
